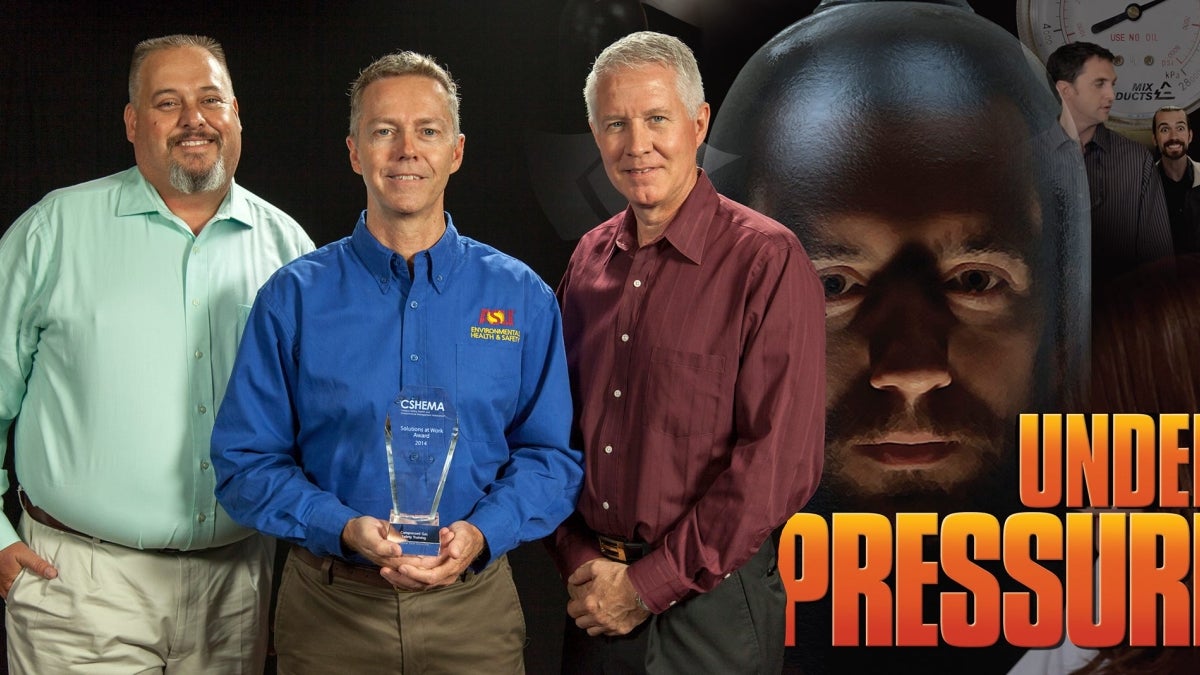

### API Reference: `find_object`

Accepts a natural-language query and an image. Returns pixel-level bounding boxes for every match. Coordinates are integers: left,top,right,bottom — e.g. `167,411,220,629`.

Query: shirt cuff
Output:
309,502,363,559
466,502,516,567
627,548,691,614
551,517,604,580
468,539,491,574
0,517,19,551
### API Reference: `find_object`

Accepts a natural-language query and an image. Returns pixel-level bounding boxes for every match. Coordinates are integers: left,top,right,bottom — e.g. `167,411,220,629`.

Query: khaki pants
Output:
5,515,273,674
275,548,526,675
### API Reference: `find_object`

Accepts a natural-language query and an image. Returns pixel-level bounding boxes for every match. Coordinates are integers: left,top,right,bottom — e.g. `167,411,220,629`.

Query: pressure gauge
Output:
1018,0,1200,132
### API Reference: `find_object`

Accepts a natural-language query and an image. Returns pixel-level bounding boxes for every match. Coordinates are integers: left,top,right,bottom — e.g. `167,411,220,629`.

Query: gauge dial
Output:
1018,0,1200,131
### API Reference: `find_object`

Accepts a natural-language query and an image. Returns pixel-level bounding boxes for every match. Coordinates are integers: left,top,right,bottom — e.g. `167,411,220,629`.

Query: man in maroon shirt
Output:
551,31,825,673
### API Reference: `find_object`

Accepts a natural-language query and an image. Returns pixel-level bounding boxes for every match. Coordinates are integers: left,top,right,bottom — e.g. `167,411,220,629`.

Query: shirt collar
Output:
608,168,716,265
115,166,252,228
1087,124,1112,152
350,211,460,294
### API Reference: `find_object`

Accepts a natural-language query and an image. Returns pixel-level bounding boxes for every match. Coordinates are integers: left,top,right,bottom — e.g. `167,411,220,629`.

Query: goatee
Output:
169,156,228,194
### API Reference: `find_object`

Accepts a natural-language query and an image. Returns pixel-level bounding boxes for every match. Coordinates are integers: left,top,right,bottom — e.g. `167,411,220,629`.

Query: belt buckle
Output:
598,534,632,563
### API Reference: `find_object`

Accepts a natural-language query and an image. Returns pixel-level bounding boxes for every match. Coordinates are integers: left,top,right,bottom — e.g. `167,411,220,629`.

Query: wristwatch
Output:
635,593,650,613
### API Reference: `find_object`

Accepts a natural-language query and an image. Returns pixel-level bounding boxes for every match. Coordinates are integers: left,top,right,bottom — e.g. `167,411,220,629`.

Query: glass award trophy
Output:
384,386,458,556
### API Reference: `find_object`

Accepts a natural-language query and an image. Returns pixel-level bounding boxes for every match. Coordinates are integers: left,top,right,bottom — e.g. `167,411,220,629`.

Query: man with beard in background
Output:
1153,105,1200,255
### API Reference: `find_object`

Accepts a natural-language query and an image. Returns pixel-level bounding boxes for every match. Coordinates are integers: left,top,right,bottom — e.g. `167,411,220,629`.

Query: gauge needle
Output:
1091,0,1169,34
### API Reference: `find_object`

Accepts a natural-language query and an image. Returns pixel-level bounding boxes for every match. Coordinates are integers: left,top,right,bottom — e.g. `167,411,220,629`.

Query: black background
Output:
0,1,1023,281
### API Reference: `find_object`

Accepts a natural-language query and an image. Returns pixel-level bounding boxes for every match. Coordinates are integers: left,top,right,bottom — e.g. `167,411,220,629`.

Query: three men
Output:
210,52,583,673
1153,105,1200,255
0,34,312,672
1048,41,1174,287
551,31,825,673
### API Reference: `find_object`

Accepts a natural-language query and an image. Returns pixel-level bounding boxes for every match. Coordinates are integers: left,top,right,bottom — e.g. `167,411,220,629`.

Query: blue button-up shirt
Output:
211,214,582,566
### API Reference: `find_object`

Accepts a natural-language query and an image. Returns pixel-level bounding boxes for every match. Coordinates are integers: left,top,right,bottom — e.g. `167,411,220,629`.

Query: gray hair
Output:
348,52,461,137
129,34,230,103
584,31,705,123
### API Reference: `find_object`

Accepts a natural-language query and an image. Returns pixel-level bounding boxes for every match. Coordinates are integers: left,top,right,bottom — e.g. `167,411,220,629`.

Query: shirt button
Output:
436,275,444,282
379,276,388,284
613,389,622,398
198,405,207,414
192,246,200,254
724,573,731,579
409,354,419,362
620,334,629,342
191,299,200,307
633,279,642,288
197,513,207,523
602,501,610,510
604,445,613,454
410,301,419,309
669,601,677,607
195,350,203,359
200,460,209,470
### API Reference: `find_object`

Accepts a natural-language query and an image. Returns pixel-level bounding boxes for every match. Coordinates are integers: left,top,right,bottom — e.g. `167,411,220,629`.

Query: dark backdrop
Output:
1,2,1048,673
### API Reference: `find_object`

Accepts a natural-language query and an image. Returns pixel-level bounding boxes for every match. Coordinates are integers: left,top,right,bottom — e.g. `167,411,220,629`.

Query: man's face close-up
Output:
589,63,709,219
702,4,1088,517
1063,56,1116,132
731,99,1050,513
347,75,464,224
125,46,242,196
805,205,1041,512
1154,109,1192,160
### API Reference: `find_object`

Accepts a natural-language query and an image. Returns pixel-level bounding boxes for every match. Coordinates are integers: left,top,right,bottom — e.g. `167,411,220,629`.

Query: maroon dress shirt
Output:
552,171,825,613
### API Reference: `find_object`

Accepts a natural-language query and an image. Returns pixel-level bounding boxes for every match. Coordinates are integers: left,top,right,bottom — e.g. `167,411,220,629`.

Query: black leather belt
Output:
598,533,650,563
19,487,183,554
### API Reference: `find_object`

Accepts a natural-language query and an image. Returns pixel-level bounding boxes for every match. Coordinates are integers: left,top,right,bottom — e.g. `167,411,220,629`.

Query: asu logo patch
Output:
471,308,521,343
477,308,515,326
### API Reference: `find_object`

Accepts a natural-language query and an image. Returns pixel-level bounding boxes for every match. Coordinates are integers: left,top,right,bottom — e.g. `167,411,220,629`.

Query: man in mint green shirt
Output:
0,34,312,673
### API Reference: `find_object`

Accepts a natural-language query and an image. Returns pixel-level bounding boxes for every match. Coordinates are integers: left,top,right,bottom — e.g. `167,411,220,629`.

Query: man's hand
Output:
0,541,58,599
566,558,651,636
384,520,486,590
340,516,407,572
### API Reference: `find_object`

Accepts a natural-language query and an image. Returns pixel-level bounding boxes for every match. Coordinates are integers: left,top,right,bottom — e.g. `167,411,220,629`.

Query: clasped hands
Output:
341,516,484,591
566,557,651,636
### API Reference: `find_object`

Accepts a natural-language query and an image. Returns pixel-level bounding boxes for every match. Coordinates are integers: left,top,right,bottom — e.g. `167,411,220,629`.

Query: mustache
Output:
169,132,220,148
826,371,1008,448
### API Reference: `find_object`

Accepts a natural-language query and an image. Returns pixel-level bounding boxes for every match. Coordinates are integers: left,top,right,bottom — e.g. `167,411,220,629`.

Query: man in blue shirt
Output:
211,51,583,673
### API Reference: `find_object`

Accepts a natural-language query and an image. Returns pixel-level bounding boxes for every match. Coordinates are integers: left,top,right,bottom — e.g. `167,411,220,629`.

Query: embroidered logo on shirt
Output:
471,308,521,343
477,308,515,326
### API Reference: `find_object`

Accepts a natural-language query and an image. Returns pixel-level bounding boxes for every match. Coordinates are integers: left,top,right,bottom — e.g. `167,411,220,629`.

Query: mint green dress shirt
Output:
0,167,313,551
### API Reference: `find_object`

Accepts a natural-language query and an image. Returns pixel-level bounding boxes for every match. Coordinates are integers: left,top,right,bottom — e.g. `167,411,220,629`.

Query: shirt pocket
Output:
455,342,520,442
646,347,725,438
